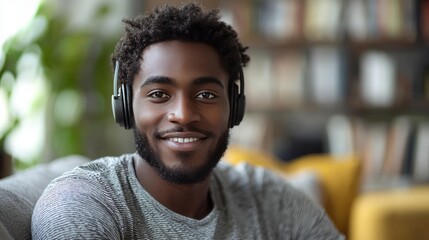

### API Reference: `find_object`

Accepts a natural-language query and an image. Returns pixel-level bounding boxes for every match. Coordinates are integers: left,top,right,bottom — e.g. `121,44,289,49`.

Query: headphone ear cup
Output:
112,91,125,127
121,84,133,129
229,83,238,128
234,94,245,126
230,66,246,127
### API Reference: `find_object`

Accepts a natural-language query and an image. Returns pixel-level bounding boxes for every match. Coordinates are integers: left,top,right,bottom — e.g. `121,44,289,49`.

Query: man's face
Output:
132,40,231,184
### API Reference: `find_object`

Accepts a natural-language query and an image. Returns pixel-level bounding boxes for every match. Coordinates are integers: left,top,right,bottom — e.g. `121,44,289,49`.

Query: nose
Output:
167,95,201,125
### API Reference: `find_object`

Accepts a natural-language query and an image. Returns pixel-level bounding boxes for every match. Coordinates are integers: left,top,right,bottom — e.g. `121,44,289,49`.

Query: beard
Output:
133,127,230,185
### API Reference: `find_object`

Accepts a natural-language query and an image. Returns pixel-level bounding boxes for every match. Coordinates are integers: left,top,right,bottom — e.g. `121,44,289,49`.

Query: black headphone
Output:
112,60,246,129
111,61,133,129
228,67,246,128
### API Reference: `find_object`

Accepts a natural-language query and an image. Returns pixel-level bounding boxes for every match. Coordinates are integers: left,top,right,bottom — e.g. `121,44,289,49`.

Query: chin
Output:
133,127,230,184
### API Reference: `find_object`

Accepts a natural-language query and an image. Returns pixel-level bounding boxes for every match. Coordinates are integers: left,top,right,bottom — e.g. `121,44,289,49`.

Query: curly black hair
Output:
111,2,250,86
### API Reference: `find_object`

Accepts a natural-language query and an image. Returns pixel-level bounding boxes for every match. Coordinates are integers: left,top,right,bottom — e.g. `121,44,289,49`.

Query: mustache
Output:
155,126,214,138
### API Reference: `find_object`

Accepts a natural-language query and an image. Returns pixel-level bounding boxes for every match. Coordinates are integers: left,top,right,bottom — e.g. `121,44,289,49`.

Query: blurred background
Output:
0,0,136,174
1,0,429,238
2,0,428,186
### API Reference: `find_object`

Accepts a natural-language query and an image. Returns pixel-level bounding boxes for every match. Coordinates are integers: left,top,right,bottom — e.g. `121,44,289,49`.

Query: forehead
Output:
138,40,228,83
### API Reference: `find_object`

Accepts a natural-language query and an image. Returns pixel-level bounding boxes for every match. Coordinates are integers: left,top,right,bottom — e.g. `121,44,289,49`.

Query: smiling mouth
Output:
159,127,210,140
160,130,209,152
162,136,205,152
168,137,199,143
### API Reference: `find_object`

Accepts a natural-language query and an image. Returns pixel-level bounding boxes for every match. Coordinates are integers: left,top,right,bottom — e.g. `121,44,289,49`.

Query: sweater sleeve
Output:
31,175,122,240
306,213,346,240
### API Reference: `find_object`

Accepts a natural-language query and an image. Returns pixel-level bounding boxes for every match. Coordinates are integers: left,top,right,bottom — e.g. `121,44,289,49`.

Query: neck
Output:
134,155,213,219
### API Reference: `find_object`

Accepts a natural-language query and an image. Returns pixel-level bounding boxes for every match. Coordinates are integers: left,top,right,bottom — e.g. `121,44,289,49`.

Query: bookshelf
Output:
219,0,429,189
142,0,429,189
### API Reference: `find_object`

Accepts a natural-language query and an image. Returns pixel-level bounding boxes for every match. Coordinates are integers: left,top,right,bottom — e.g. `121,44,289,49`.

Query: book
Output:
272,50,306,107
412,121,429,181
360,51,396,107
257,0,301,40
220,1,256,39
326,114,354,156
377,0,403,39
345,0,369,40
243,49,273,108
402,0,418,40
361,122,389,183
401,123,417,176
420,0,429,41
303,0,343,40
307,47,344,106
366,0,379,38
382,116,413,177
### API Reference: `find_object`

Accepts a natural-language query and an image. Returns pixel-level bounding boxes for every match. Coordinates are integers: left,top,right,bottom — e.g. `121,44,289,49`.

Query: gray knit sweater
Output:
32,154,343,239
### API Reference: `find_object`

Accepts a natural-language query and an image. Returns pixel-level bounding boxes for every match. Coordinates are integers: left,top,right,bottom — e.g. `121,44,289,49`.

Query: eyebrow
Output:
141,76,225,89
193,76,225,89
141,76,174,88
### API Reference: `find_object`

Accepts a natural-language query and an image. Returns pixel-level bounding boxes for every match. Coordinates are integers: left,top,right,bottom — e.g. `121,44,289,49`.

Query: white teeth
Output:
169,138,198,143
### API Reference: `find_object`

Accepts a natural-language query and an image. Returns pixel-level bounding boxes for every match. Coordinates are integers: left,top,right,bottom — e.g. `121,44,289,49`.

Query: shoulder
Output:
45,154,133,188
31,154,134,239
215,161,296,195
37,153,135,207
214,161,343,239
214,161,309,214
72,154,132,177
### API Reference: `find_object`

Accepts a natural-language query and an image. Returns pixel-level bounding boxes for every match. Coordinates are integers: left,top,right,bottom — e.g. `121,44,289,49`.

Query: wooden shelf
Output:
244,36,421,50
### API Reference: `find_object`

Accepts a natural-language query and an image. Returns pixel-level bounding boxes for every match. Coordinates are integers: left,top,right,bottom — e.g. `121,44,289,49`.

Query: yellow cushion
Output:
349,186,429,240
280,154,361,235
224,146,361,236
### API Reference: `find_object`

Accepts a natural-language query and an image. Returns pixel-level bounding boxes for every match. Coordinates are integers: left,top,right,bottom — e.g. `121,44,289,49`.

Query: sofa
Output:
1,148,428,240
349,185,429,240
0,155,90,240
224,145,429,240
224,146,361,236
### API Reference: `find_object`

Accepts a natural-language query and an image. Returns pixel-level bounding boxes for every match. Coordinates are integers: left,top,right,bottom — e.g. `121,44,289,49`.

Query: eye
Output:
196,91,216,99
148,90,170,100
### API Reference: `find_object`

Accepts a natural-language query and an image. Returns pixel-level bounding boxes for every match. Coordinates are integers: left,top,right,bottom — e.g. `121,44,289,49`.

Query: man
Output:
32,3,343,239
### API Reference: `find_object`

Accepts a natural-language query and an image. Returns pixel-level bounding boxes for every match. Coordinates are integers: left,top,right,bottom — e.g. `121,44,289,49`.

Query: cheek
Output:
205,101,230,129
132,100,164,132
